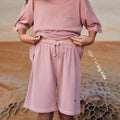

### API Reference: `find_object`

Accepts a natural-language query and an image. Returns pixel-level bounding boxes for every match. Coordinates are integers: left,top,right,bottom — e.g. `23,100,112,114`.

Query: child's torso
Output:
33,0,82,40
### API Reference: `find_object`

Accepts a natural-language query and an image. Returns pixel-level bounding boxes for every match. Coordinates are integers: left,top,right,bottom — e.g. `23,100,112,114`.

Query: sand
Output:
0,41,120,120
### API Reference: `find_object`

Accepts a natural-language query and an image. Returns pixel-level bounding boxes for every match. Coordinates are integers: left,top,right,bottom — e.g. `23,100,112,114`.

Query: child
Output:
12,0,102,119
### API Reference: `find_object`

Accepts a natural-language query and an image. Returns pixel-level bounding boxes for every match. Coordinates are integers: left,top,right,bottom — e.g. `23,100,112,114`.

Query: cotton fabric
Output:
12,0,102,40
12,0,102,115
23,38,84,115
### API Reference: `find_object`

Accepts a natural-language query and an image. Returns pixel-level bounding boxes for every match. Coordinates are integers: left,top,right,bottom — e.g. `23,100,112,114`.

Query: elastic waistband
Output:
39,37,76,47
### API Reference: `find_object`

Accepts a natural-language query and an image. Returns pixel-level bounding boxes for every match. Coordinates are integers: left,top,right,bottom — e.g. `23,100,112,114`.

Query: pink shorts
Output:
23,38,84,115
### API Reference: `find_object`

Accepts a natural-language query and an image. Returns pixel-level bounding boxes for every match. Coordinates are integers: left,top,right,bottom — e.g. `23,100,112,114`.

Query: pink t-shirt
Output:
12,0,102,40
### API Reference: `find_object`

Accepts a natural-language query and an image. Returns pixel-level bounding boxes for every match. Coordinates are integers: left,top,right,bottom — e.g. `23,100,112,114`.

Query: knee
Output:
58,111,74,120
38,112,54,120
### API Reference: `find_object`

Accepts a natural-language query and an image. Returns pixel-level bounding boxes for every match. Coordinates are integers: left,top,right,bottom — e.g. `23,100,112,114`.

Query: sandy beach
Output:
0,41,119,120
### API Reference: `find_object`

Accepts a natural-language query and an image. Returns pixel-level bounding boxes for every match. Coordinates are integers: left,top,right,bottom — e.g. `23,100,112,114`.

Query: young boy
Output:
12,0,102,120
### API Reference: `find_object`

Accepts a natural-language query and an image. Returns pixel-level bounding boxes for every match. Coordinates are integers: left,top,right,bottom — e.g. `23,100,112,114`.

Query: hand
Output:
70,35,94,46
19,33,41,45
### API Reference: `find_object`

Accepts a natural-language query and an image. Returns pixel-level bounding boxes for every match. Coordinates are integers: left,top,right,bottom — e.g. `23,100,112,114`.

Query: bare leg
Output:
58,111,74,120
38,112,54,120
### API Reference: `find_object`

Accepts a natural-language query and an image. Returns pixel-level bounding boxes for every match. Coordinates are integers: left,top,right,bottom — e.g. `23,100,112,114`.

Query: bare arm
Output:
70,0,102,46
82,30,97,46
18,28,27,36
17,28,41,44
70,30,97,47
12,0,41,45
88,30,97,44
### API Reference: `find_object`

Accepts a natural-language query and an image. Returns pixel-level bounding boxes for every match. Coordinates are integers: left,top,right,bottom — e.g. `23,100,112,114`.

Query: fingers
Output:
72,40,83,46
28,33,41,39
32,36,40,40
70,36,83,41
70,36,84,46
78,35,85,39
30,38,40,44
30,40,39,44
31,33,41,38
72,40,79,45
28,34,41,44
30,34,40,41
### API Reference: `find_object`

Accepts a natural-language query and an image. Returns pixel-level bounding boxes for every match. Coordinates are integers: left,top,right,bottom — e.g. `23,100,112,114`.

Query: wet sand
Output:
0,41,120,120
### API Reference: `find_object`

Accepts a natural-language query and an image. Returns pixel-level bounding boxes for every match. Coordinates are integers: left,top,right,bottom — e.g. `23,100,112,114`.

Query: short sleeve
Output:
12,0,34,32
80,0,102,33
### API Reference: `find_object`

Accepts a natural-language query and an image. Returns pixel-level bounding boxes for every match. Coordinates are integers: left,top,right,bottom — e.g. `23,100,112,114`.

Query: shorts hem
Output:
23,104,58,113
58,106,81,116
